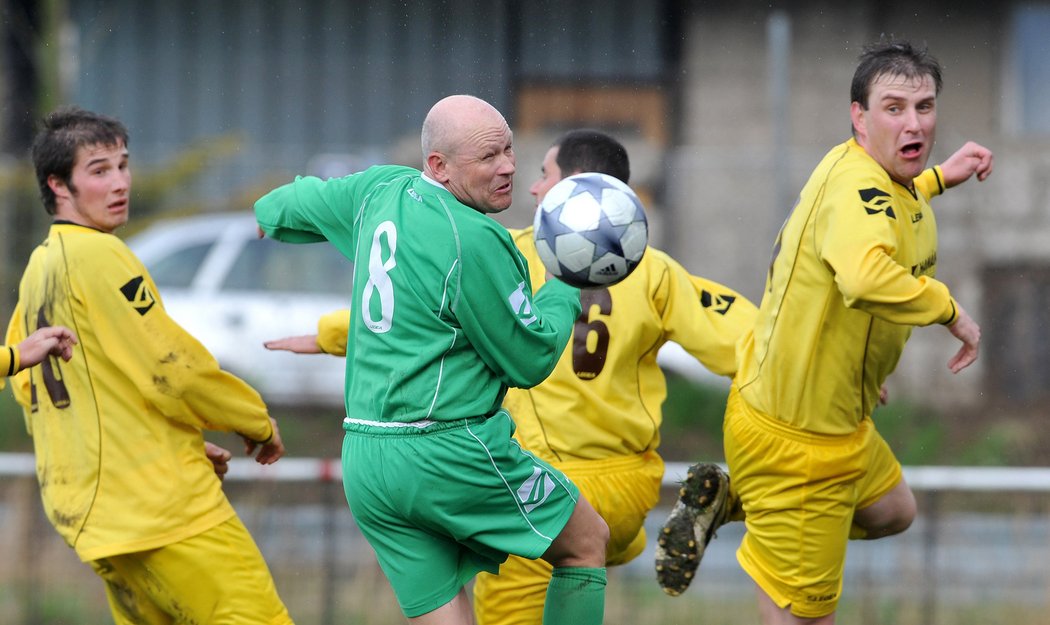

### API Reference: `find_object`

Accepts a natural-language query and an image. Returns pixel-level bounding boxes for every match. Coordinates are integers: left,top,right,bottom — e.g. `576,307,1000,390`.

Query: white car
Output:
126,212,352,407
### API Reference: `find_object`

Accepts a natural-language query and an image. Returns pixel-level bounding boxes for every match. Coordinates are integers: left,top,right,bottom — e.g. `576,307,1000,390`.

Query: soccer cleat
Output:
654,462,731,596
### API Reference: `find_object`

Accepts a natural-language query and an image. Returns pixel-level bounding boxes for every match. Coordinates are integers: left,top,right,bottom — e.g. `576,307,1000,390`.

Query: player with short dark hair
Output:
552,129,630,185
472,129,758,625
5,105,294,624
255,95,609,625
657,40,993,624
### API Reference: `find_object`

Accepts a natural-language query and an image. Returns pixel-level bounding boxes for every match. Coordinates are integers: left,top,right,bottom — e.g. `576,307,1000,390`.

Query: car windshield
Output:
222,237,352,295
150,241,214,288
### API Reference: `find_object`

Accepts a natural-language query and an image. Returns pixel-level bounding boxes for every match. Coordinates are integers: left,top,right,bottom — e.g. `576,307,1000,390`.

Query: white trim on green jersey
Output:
256,165,582,425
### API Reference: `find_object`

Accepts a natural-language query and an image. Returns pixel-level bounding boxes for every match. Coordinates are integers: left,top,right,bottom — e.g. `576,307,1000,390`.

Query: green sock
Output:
542,566,606,625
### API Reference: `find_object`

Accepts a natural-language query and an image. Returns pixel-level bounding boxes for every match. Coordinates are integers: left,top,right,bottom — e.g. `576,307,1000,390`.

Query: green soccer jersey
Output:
255,165,581,425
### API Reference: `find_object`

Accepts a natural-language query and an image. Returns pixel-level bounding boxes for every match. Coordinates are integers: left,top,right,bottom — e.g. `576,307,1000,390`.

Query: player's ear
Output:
850,101,866,140
47,174,71,199
427,151,451,183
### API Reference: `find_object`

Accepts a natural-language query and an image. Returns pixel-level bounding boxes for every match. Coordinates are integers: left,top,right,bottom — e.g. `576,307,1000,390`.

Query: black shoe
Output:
654,463,730,596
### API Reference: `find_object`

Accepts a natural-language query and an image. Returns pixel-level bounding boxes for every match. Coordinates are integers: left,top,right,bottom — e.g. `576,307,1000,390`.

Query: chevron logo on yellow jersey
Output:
119,276,156,316
858,188,896,219
699,290,736,315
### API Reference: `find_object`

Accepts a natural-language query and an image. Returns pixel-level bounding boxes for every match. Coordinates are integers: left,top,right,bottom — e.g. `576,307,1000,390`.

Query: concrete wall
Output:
665,1,1046,409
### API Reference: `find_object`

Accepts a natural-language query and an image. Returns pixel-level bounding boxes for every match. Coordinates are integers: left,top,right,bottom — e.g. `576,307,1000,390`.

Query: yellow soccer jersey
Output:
314,235,757,463
1,343,17,385
316,309,350,355
736,139,955,435
505,229,756,462
5,223,274,562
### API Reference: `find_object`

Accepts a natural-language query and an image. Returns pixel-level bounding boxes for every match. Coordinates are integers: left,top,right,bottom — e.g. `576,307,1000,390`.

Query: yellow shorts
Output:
89,515,293,625
473,451,663,625
724,387,901,619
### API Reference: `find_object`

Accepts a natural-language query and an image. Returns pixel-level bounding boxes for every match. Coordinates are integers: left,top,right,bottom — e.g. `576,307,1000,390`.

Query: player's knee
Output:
546,504,609,568
572,506,609,560
578,512,609,566
858,489,916,538
575,518,613,567
886,486,917,535
886,498,916,535
592,513,610,553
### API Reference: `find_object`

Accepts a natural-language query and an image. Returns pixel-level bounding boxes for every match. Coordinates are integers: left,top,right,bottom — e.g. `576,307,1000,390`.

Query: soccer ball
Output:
533,172,648,288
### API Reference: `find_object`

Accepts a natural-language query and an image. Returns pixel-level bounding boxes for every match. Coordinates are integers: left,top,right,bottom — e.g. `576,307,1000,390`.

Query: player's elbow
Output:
504,366,554,389
835,269,887,309
502,356,559,389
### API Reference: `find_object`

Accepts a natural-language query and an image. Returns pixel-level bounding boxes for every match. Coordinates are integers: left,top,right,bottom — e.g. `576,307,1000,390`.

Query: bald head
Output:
421,95,504,158
421,95,516,214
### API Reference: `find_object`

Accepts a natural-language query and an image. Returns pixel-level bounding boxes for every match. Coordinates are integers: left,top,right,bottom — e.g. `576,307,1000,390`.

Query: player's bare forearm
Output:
946,304,980,373
939,141,994,188
263,335,322,354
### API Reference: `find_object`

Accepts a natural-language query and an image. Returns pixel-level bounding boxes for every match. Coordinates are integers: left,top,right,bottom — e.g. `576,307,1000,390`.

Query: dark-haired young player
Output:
5,105,294,624
657,40,993,624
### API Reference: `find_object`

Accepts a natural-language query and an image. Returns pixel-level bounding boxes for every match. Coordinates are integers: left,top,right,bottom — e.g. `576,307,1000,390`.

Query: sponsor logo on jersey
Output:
517,465,556,513
700,290,736,315
508,281,537,327
808,592,838,603
407,188,422,202
858,187,896,219
911,252,937,277
119,276,156,316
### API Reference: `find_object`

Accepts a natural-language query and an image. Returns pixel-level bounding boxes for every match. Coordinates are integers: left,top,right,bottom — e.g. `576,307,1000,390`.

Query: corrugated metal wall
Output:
63,0,671,206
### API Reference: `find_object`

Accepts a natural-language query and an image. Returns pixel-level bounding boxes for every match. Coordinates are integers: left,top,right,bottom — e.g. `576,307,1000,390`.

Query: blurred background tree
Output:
0,0,262,313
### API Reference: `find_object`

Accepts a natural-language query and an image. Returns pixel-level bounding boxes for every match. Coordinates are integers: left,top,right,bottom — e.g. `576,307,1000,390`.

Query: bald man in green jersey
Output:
255,95,609,625
267,129,759,625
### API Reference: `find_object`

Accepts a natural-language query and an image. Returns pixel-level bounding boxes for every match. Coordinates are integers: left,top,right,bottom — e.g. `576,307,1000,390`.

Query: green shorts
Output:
342,410,580,618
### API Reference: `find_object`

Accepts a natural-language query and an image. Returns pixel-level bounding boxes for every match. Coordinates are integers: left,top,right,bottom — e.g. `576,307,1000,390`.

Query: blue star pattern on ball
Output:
591,207,631,260
566,172,624,206
533,172,648,288
534,200,578,253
